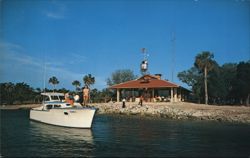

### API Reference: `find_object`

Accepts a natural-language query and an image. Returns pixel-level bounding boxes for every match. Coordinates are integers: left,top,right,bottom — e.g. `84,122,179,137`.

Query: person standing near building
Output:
139,95,143,106
83,85,89,106
122,98,126,108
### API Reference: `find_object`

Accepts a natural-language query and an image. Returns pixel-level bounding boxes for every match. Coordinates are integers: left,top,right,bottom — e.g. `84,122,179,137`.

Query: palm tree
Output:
83,74,95,102
49,76,59,92
195,51,215,105
83,74,95,87
72,80,81,92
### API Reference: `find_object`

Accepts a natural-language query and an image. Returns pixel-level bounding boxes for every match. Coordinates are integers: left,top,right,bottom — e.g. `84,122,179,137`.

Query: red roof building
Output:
109,74,190,102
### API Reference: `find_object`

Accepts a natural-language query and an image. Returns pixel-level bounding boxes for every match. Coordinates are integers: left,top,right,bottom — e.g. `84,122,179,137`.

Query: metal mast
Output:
140,48,149,75
171,32,176,82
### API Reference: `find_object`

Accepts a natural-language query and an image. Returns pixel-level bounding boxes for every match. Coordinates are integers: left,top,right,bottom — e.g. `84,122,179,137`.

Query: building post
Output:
174,88,177,102
179,88,182,101
117,89,120,102
152,89,155,102
171,88,173,102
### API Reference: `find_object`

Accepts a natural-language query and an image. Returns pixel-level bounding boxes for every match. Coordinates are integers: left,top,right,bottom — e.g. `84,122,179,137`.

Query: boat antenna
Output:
43,62,46,93
42,57,47,103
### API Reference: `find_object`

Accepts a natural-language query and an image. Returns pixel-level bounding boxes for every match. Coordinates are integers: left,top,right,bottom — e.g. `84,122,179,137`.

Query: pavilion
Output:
109,74,190,103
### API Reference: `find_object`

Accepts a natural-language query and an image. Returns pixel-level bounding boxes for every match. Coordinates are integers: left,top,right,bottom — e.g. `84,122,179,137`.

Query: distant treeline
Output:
0,83,61,105
178,52,250,105
0,82,113,105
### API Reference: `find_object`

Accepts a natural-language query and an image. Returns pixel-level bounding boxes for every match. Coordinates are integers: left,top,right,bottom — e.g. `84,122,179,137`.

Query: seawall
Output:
91,102,250,124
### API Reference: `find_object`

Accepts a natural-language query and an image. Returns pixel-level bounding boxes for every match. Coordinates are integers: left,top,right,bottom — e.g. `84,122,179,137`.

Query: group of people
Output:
64,85,90,106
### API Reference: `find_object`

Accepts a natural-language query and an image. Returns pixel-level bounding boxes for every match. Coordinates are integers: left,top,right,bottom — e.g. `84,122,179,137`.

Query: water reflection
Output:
30,121,93,142
29,121,94,157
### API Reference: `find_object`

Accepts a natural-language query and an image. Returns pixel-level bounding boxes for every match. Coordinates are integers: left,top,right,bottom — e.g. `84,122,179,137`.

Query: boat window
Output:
46,105,53,109
44,96,50,102
51,95,60,101
59,96,65,101
54,104,61,108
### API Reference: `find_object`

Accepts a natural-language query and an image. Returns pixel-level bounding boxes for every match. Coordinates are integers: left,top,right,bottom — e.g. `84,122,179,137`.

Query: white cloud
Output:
0,42,106,90
0,42,85,89
43,1,67,19
45,12,65,19
71,53,87,63
0,42,42,67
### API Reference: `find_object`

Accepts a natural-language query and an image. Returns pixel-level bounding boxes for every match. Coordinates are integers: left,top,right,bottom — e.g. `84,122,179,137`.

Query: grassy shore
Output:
1,102,250,123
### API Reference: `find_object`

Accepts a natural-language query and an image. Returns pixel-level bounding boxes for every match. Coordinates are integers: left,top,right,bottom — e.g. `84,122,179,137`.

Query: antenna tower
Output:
140,48,149,75
171,32,176,82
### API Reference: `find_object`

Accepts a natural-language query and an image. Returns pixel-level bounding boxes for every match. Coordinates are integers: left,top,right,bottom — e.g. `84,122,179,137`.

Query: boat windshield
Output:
51,95,61,101
44,96,50,102
59,95,65,101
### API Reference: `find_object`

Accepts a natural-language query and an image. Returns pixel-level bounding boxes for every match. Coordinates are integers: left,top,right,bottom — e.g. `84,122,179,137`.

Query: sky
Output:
1,0,250,90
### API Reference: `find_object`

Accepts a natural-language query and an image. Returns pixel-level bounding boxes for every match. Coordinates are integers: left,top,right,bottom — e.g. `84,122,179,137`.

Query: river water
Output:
1,109,250,157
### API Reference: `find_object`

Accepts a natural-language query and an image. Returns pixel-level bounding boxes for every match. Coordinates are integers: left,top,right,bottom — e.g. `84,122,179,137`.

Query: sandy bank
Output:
1,102,250,123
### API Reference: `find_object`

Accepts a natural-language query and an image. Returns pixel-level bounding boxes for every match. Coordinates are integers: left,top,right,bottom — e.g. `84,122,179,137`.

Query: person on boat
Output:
83,85,90,106
65,93,74,105
65,93,70,103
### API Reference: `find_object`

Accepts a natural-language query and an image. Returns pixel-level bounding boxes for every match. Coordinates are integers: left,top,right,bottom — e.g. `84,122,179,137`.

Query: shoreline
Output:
91,102,250,124
1,102,250,124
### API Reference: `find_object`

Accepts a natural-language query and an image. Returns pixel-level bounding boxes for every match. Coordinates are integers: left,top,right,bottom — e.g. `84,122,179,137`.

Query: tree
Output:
218,63,237,104
48,76,59,92
178,53,248,105
0,82,71,105
207,63,227,104
90,88,113,103
194,51,216,104
178,67,200,87
107,69,137,86
0,82,15,104
178,67,203,103
83,74,95,87
16,82,36,103
232,61,250,105
72,80,81,92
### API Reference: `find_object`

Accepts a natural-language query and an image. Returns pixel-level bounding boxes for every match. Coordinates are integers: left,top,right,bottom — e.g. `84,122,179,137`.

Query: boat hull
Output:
30,108,96,128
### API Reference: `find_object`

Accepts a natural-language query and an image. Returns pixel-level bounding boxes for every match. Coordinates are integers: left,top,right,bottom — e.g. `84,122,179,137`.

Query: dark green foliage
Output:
48,76,59,92
231,61,250,105
106,69,137,86
0,82,39,105
72,80,81,92
0,82,114,105
0,82,15,104
83,74,95,87
194,51,216,104
90,88,114,103
178,57,250,105
178,67,203,102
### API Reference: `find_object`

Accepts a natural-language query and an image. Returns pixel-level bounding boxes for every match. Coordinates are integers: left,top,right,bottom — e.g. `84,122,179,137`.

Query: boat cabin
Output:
41,92,65,102
41,93,71,110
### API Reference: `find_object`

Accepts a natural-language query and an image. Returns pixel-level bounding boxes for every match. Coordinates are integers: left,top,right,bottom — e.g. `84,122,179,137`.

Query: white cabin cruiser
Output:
30,93,96,128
